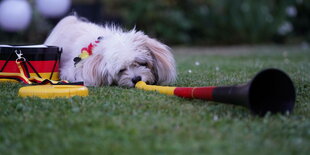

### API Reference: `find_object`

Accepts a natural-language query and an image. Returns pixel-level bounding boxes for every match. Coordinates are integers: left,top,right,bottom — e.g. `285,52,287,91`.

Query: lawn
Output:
0,45,309,155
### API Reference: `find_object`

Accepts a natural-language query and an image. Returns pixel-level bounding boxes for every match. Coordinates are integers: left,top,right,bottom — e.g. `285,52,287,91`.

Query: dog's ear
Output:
82,54,112,86
144,37,176,85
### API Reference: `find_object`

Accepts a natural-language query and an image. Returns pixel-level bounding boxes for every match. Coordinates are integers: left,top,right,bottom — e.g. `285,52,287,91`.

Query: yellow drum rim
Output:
19,85,89,99
0,79,19,83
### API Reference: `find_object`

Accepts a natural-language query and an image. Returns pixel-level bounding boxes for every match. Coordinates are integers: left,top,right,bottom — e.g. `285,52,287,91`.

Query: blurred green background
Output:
0,0,309,45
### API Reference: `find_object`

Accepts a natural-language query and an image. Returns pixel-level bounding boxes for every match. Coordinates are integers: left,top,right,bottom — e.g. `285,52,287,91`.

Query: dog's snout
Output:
132,76,142,84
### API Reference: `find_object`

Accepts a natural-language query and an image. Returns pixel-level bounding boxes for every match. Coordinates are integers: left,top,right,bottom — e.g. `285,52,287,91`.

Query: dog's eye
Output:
139,62,148,67
119,68,126,73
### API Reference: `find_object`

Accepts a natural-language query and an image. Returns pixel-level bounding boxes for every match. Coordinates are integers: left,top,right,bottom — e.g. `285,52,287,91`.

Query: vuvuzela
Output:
135,68,296,116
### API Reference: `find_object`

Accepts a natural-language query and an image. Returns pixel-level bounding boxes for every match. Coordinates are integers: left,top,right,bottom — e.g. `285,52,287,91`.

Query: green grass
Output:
1,45,309,155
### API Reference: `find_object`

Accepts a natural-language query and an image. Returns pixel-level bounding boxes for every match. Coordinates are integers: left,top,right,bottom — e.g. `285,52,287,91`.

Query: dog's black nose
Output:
132,76,142,84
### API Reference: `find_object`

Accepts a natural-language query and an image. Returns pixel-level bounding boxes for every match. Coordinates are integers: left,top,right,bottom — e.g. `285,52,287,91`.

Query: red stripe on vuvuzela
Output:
174,87,195,98
0,60,59,73
174,87,215,100
191,87,215,100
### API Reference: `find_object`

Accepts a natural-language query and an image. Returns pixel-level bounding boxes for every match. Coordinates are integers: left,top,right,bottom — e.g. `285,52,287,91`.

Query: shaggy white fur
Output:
44,16,176,87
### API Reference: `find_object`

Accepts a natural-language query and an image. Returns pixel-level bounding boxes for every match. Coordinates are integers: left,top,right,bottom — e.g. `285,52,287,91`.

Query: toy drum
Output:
0,45,62,82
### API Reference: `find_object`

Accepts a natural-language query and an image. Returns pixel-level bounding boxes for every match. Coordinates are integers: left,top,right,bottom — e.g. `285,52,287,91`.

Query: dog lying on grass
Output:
45,15,176,87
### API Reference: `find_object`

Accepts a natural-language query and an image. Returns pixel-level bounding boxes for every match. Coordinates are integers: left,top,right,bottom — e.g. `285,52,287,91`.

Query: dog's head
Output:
81,28,176,87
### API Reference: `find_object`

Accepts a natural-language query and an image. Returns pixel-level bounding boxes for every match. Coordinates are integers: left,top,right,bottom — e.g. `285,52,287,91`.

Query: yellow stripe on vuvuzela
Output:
135,81,176,96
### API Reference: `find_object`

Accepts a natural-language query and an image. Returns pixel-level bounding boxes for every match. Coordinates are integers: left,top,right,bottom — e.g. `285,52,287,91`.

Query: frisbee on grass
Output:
19,85,88,99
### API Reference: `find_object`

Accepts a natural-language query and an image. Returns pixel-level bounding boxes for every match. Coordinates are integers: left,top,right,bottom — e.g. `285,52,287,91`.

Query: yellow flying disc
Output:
19,85,89,99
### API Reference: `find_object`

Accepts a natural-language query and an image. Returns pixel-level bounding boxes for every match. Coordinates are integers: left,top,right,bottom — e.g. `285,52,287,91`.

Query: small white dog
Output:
44,15,176,87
